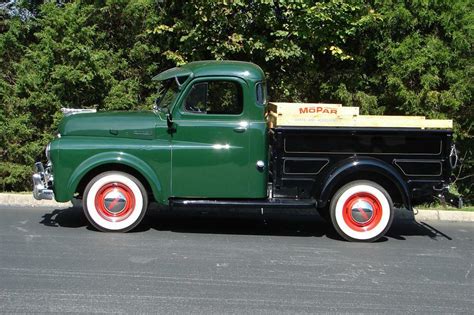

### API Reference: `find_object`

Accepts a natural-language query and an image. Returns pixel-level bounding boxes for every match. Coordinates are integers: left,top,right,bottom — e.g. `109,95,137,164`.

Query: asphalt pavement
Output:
0,205,472,314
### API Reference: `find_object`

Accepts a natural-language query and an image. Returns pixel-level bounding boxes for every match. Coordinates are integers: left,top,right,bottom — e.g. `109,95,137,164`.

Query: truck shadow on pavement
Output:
39,206,452,242
40,207,88,228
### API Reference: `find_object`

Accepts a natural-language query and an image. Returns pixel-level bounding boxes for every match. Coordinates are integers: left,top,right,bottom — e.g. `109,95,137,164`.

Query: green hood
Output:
58,111,159,140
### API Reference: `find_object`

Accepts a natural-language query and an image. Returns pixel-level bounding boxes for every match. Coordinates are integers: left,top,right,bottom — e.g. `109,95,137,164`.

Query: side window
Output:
184,81,243,115
184,82,208,113
256,82,267,105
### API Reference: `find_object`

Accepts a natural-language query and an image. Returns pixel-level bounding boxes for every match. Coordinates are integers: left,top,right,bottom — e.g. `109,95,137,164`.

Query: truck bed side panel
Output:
270,127,453,206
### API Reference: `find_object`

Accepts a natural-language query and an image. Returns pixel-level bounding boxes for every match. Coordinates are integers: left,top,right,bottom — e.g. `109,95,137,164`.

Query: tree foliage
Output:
0,0,472,202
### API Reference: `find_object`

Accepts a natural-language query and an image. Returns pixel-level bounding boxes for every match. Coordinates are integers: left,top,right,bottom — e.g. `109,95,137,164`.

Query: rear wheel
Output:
330,180,393,242
83,171,148,232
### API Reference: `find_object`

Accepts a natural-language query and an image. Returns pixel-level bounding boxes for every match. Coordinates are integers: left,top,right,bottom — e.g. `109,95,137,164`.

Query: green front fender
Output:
65,152,164,204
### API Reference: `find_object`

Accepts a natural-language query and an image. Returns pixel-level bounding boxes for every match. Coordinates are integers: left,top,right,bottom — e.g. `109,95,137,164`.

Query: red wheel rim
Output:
94,183,136,222
342,192,382,232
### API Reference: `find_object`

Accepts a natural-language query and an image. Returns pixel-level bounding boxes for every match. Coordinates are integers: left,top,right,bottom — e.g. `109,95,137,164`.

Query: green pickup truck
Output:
33,61,458,242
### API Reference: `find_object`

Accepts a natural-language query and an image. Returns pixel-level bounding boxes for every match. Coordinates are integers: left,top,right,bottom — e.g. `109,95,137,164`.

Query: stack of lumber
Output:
267,102,452,129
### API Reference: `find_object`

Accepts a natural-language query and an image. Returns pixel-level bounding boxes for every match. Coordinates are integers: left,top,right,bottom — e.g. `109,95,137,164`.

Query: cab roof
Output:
152,60,265,82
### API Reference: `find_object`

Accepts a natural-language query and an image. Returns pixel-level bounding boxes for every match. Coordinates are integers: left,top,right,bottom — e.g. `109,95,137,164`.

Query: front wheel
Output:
83,171,148,232
330,180,394,242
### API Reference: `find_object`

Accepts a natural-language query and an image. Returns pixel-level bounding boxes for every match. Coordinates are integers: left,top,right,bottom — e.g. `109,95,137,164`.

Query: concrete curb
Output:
0,193,72,208
413,209,474,222
0,193,472,222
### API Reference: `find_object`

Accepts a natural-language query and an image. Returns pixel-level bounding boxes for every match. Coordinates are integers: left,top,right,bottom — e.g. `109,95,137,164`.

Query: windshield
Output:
156,78,180,111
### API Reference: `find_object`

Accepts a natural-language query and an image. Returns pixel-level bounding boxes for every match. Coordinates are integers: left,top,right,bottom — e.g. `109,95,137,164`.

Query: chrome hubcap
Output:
103,190,127,214
350,200,374,224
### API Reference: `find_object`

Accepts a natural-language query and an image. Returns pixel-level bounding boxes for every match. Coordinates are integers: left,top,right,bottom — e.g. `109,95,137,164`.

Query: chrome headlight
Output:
45,142,51,161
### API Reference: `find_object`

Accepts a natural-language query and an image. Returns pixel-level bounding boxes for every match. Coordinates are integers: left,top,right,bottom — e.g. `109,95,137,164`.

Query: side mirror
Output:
166,111,175,133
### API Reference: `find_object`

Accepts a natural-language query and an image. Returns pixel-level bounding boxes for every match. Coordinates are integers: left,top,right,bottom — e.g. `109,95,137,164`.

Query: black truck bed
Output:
269,126,454,208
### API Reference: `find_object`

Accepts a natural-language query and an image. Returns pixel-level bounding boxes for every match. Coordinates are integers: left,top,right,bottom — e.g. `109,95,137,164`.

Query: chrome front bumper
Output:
32,162,54,200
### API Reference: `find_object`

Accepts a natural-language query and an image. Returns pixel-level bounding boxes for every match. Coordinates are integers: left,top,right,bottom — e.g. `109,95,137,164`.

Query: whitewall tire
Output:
330,180,394,242
83,171,148,232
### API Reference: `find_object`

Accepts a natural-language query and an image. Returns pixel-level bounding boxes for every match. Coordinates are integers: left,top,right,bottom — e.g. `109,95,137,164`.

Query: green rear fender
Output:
67,152,164,203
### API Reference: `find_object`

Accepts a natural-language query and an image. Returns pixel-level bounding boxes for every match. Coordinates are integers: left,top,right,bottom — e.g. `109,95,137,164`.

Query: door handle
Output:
233,126,247,133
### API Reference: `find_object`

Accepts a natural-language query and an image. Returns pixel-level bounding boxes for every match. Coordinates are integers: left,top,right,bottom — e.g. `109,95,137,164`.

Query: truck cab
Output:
154,61,268,199
32,61,458,242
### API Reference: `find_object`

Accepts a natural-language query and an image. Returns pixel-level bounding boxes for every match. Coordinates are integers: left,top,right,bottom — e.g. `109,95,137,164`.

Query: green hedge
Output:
0,0,472,203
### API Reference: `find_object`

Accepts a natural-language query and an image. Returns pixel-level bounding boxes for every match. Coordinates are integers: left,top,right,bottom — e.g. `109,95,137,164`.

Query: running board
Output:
169,198,317,210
